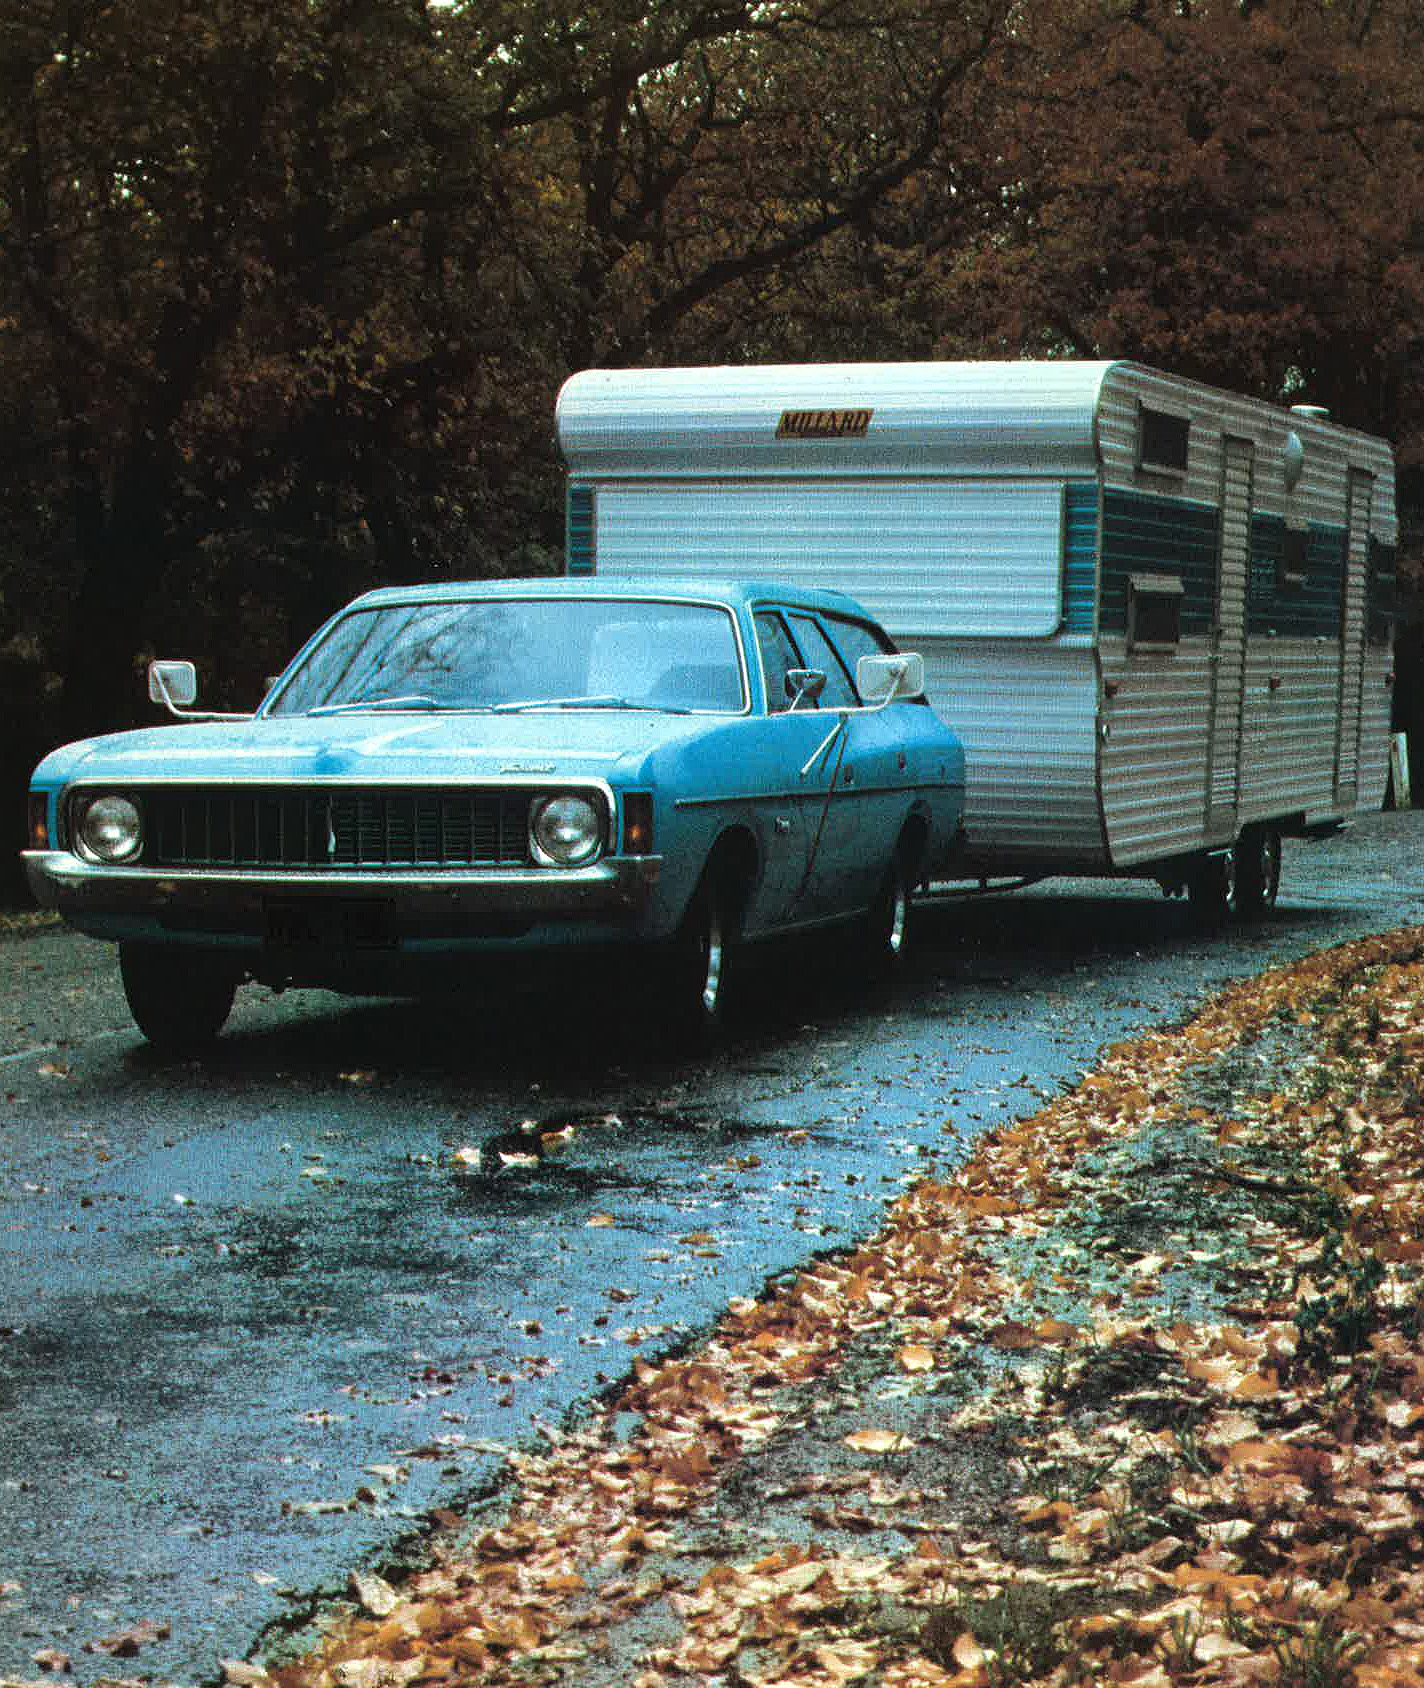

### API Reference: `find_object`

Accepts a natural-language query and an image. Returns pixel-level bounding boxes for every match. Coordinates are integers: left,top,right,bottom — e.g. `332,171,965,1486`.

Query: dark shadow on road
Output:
117,880,1362,1091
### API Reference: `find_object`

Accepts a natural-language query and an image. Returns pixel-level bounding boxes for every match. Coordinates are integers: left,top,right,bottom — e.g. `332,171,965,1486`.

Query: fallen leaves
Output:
85,1617,172,1656
267,925,1424,1688
844,1428,916,1454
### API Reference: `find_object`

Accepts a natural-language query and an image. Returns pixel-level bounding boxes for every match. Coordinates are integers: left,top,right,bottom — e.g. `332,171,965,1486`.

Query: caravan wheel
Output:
1230,824,1282,920
1187,853,1232,928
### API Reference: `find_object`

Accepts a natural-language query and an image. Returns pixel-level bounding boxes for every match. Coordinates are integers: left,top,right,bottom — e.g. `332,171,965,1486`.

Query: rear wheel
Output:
1230,824,1282,919
120,943,237,1053
669,872,740,1043
1187,824,1283,927
863,850,913,977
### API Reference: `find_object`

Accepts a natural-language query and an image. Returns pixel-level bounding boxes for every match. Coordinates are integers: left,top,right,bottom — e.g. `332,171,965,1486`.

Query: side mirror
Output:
149,659,199,712
785,668,827,709
857,652,925,706
147,659,254,723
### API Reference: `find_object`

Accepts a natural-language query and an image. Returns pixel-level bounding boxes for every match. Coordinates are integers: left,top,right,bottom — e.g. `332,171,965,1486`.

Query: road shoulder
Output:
251,923,1424,1688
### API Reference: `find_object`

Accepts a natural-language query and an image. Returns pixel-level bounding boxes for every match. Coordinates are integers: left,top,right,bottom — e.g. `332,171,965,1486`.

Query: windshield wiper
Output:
308,694,446,717
490,696,688,715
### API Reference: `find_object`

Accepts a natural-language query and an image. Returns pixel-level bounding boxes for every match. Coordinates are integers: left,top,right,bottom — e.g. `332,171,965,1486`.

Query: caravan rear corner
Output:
556,360,1397,917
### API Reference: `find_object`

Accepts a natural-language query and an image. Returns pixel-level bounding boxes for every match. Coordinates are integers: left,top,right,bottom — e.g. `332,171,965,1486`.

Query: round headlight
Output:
530,794,603,868
76,794,143,864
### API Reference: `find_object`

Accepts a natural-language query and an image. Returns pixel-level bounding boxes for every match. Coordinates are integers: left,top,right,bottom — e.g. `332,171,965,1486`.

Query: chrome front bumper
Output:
23,850,664,941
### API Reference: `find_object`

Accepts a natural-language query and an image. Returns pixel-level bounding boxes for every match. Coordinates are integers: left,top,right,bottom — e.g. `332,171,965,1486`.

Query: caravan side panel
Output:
922,642,1104,867
1094,366,1397,864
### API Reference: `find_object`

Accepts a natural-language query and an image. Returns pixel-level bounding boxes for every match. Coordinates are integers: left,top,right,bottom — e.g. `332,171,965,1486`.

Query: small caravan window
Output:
1278,528,1308,592
1128,573,1185,651
1368,538,1397,645
1138,406,1190,475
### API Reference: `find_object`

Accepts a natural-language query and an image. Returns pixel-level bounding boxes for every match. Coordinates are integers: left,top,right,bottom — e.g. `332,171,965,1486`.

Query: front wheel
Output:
120,943,237,1053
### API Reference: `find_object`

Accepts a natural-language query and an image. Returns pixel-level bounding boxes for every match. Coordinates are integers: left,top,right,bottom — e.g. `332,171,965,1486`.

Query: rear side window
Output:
822,614,895,688
788,614,858,707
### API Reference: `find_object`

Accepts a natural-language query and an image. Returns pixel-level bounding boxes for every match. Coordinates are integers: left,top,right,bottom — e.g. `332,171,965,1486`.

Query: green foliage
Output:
921,1582,1071,1683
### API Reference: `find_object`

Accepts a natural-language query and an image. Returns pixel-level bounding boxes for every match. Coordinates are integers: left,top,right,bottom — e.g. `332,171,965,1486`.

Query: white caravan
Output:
556,360,1397,916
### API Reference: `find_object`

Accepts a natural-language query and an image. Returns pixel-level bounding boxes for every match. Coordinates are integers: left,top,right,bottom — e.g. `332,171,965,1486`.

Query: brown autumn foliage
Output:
2,0,1423,887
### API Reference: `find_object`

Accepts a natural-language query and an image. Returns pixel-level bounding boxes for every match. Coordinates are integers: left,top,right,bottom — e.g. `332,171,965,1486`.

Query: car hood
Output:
37,709,726,786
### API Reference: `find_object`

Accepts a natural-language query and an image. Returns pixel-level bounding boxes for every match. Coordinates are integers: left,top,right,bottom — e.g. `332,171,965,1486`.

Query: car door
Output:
786,610,918,918
747,607,879,927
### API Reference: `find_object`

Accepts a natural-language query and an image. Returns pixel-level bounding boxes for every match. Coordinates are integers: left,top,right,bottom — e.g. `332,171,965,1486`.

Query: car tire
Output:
120,943,237,1053
863,850,913,978
669,872,739,1044
1229,824,1282,920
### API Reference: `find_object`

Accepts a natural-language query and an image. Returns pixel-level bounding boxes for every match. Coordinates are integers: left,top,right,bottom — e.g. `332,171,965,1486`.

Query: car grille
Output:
145,788,533,870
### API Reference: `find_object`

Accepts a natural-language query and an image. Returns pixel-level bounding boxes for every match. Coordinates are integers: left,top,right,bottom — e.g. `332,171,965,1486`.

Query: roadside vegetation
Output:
253,925,1424,1688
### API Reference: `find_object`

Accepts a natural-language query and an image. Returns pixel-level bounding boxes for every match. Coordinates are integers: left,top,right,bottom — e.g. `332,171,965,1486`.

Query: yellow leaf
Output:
952,1631,986,1669
814,1639,881,1681
844,1429,915,1454
1231,1369,1279,1401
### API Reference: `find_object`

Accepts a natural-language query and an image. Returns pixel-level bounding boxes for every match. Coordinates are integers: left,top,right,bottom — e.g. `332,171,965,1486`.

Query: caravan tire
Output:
1229,824,1282,920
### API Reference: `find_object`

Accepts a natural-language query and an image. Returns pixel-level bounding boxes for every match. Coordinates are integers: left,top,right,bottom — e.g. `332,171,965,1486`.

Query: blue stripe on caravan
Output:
1099,489,1219,637
566,484,595,576
1247,515,1346,638
1062,482,1099,635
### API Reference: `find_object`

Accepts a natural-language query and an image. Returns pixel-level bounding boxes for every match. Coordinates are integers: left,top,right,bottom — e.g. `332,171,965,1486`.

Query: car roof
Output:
345,575,875,621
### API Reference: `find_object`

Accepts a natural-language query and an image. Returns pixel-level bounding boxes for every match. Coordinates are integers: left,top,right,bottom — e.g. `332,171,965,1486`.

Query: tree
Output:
903,0,1424,462
1,0,1010,762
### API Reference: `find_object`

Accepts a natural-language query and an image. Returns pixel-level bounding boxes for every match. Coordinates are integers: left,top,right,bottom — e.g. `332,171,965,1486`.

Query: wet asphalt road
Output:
1,810,1421,1684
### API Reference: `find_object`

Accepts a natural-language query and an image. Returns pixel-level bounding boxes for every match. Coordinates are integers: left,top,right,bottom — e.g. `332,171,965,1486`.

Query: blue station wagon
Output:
24,579,966,1048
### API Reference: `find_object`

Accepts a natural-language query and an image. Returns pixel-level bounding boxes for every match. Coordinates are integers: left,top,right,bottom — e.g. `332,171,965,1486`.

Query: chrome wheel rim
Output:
700,900,725,1018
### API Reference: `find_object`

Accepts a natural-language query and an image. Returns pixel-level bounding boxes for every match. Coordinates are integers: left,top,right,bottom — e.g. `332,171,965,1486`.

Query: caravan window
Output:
1138,406,1190,475
1127,573,1185,651
1368,538,1397,645
1278,528,1309,592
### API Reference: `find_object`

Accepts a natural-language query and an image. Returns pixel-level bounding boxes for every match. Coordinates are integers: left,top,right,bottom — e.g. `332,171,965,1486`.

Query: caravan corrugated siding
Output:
560,361,1116,868
1094,366,1396,863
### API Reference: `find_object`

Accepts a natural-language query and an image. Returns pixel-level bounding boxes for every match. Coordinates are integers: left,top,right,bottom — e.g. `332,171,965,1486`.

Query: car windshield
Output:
266,597,748,717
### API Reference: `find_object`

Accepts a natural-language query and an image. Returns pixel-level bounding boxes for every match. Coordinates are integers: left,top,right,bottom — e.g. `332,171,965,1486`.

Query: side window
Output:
1278,528,1308,593
1368,538,1397,646
822,614,894,695
754,611,803,713
788,614,858,708
1138,406,1190,475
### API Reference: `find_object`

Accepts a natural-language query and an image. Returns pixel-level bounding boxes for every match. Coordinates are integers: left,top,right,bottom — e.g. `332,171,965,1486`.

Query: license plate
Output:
264,899,396,950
